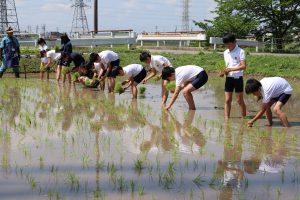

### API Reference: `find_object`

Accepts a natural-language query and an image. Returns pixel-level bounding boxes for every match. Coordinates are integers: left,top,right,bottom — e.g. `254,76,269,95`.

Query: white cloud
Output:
41,3,71,12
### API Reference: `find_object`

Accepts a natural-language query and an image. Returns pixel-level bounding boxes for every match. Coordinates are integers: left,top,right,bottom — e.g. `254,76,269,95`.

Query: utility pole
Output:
94,0,98,33
0,0,20,33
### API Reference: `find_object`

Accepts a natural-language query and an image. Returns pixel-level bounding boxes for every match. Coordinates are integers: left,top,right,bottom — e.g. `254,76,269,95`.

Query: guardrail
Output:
137,32,206,47
12,30,137,50
209,37,264,52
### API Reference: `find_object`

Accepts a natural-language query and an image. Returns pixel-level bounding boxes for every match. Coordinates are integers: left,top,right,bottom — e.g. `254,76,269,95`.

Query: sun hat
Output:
6,26,14,33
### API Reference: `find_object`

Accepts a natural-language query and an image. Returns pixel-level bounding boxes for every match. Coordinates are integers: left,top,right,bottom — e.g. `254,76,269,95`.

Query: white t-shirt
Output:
224,45,245,78
46,50,61,61
150,55,172,73
123,64,143,77
260,77,293,103
94,62,101,72
39,44,48,51
175,65,204,87
99,50,119,64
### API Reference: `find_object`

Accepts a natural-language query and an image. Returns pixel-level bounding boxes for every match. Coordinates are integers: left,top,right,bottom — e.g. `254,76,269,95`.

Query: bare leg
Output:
100,79,105,91
110,78,115,93
131,83,138,99
224,92,233,119
273,102,290,127
265,101,275,126
236,92,246,118
107,78,112,93
183,83,197,110
46,70,49,80
56,65,61,82
40,63,43,80
63,74,66,84
67,73,71,83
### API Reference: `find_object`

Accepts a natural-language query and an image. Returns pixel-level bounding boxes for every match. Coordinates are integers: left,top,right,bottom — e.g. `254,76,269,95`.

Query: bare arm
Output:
248,102,271,127
165,86,182,110
101,62,111,80
97,63,105,79
225,60,246,73
142,68,157,83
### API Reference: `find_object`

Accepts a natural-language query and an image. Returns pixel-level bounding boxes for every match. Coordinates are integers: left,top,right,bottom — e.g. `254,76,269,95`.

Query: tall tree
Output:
195,0,300,50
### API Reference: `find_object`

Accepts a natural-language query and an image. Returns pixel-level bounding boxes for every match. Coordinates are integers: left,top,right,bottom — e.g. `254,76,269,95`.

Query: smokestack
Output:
94,0,98,33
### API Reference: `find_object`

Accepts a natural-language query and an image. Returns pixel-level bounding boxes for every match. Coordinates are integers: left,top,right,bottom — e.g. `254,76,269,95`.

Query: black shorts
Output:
133,68,147,84
191,70,208,89
225,77,244,93
271,93,291,105
107,59,120,78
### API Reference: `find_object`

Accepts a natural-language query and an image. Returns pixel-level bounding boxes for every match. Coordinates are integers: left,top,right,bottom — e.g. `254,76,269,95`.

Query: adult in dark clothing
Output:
56,34,72,82
0,27,21,78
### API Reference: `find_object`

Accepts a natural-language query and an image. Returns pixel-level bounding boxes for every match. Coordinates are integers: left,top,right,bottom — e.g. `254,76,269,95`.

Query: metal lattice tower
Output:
181,0,190,32
71,0,89,35
0,0,20,33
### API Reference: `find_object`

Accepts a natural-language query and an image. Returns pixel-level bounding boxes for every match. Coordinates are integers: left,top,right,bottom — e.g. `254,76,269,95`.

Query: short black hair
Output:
37,38,46,45
111,66,123,77
245,78,262,94
162,67,175,80
140,51,151,62
89,52,99,63
60,33,70,44
222,33,236,44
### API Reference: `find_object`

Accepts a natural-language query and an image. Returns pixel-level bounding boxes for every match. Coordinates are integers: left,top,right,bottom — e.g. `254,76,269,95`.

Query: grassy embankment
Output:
7,46,300,78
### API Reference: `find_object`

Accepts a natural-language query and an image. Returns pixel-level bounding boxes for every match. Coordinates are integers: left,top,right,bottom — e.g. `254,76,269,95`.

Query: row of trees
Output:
194,0,300,50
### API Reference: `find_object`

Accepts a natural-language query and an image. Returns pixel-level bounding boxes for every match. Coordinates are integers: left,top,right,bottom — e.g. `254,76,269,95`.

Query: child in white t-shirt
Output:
162,65,208,110
140,51,172,106
111,64,147,99
222,33,247,119
37,38,49,80
245,77,293,127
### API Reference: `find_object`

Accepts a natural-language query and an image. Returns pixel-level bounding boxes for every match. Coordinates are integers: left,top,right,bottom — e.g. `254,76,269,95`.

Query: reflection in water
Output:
0,78,299,200
168,110,206,154
247,127,288,174
216,122,244,200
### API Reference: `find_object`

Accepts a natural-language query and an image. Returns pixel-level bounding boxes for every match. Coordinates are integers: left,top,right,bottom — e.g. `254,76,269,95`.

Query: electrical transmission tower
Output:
0,0,20,33
181,0,190,32
71,0,89,35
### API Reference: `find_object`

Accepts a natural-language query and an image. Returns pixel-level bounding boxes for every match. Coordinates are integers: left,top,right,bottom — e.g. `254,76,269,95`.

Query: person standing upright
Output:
222,33,246,119
56,33,72,82
0,27,21,78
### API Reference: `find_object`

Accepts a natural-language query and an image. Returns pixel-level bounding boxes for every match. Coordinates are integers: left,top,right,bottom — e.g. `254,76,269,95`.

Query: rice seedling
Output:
166,81,176,92
193,174,205,188
66,172,80,191
117,175,127,193
61,66,71,75
134,159,144,174
93,188,105,200
39,156,44,169
71,72,80,82
114,82,124,94
139,86,146,97
130,180,136,194
138,185,145,196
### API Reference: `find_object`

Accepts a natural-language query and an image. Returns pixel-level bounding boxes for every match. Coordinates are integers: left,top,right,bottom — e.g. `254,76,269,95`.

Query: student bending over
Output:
162,65,208,110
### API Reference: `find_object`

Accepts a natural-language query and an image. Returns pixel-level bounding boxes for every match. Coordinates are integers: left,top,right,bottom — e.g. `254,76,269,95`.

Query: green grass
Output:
7,46,300,78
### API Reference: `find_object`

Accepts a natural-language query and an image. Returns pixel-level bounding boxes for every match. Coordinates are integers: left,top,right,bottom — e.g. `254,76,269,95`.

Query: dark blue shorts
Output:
191,70,208,89
134,68,147,84
271,93,291,105
107,59,120,78
225,77,244,93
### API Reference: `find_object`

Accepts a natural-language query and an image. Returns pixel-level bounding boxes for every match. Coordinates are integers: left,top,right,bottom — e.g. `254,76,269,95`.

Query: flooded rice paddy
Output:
0,77,300,200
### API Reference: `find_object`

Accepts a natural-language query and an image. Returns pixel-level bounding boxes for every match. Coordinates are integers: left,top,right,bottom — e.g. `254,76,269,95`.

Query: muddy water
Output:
0,77,300,200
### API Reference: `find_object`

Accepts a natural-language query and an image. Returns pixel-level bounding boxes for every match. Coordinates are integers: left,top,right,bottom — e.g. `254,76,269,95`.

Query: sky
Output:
15,0,217,33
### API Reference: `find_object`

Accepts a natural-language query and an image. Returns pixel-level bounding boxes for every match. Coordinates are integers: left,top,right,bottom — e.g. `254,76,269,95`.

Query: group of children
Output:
37,33,294,128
